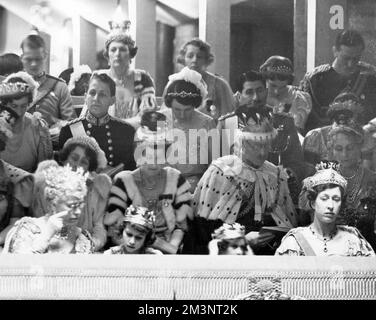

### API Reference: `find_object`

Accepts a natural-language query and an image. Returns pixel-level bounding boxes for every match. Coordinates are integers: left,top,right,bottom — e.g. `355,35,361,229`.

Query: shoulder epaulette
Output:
218,111,236,122
109,115,133,126
46,74,65,83
306,64,331,78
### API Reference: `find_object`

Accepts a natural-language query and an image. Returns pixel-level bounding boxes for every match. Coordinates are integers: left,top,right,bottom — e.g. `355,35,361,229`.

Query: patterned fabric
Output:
275,225,375,256
193,155,297,227
107,167,192,244
302,125,332,165
96,69,155,120
3,216,94,254
267,85,312,131
31,161,110,252
0,113,53,172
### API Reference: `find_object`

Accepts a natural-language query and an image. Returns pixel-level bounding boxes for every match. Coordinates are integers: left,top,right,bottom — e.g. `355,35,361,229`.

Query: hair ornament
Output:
167,67,208,99
302,160,347,191
124,205,155,230
212,223,246,240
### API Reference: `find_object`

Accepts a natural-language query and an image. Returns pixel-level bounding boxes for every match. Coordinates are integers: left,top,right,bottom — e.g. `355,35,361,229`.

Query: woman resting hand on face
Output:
31,136,111,252
3,165,94,254
276,161,375,256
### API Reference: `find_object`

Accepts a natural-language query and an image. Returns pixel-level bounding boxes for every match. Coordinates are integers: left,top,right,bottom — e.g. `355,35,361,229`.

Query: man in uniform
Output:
300,29,376,132
20,34,75,129
59,72,136,171
218,70,307,185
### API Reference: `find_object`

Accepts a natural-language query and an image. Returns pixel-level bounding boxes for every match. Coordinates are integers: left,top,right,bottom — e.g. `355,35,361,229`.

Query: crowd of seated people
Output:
0,27,376,257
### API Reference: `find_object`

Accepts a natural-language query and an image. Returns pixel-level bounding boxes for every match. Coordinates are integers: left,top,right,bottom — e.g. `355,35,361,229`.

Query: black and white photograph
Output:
0,0,375,308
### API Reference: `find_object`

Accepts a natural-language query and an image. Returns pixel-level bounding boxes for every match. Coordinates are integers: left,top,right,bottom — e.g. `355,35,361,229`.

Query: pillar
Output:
199,0,231,81
128,0,157,80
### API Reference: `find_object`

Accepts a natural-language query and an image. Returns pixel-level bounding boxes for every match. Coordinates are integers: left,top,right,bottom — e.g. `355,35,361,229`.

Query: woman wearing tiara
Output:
104,205,161,254
104,110,192,254
0,106,33,248
161,67,216,191
4,165,95,254
0,72,52,172
31,136,111,252
276,161,375,256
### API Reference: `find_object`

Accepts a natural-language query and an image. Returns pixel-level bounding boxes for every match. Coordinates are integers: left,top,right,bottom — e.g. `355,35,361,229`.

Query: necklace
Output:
309,225,337,253
55,226,77,241
341,165,360,180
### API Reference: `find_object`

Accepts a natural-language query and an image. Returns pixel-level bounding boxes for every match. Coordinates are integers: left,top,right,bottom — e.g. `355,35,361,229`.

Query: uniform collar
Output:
86,111,111,126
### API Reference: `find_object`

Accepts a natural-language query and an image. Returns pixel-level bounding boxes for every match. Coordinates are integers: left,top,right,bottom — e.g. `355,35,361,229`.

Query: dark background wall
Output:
229,0,294,90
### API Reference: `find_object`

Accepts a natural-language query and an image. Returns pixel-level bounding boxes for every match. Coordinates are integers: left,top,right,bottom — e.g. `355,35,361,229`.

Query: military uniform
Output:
58,112,136,170
300,64,376,132
29,73,75,127
217,105,307,183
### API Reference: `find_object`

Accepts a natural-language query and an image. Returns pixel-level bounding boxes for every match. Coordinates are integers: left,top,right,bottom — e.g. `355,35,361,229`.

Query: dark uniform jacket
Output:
217,105,307,183
300,64,376,132
28,73,75,127
58,112,136,170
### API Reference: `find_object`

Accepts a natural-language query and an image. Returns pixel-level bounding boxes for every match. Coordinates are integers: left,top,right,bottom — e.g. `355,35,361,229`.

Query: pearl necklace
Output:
309,225,337,253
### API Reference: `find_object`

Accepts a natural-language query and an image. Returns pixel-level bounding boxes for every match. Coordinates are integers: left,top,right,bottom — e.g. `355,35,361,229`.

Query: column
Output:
199,0,231,81
72,15,97,69
128,0,157,80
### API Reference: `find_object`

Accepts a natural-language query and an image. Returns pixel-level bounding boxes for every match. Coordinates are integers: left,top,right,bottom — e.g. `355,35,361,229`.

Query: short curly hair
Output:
104,33,138,60
59,141,98,172
176,38,215,66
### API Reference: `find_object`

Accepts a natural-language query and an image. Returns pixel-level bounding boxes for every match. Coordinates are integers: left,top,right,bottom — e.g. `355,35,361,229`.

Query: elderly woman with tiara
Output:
3,165,95,254
0,106,33,248
161,67,216,191
31,136,111,252
0,72,52,172
276,161,374,256
95,28,156,124
104,109,192,254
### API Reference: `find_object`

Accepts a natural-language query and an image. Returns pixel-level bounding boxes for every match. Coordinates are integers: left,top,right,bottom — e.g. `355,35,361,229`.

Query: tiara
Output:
212,223,245,240
43,165,88,204
167,91,201,98
303,161,347,191
0,82,31,99
329,99,362,115
4,71,39,101
269,65,293,74
124,205,155,230
167,67,208,99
